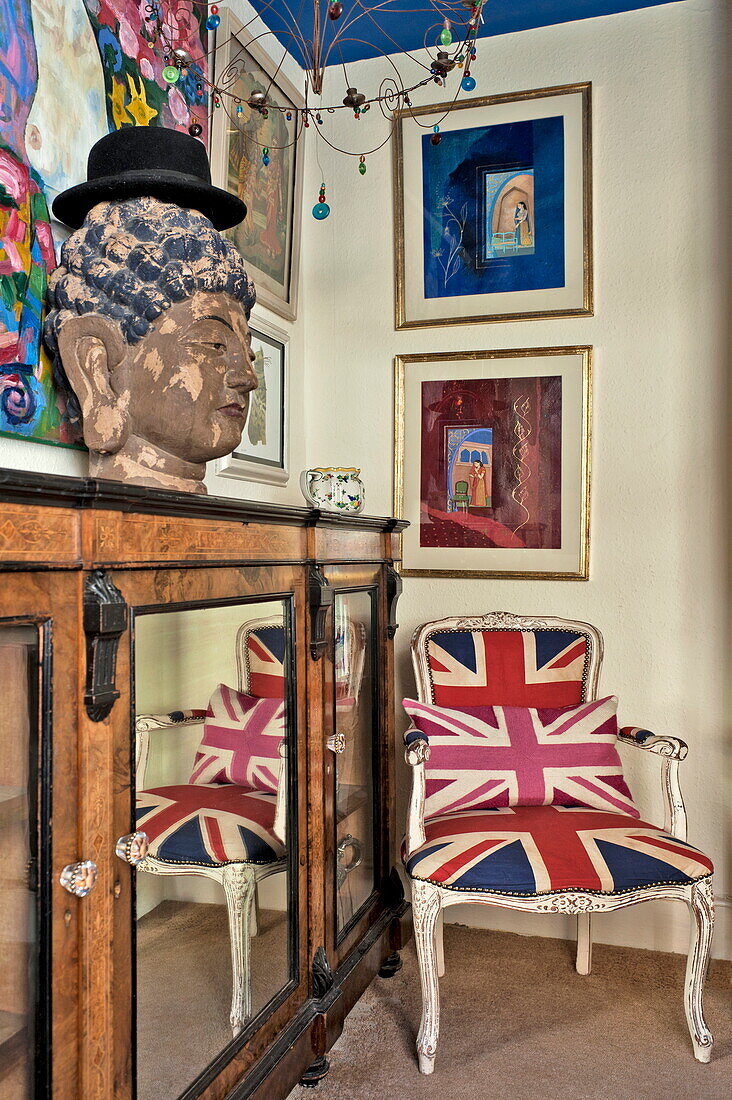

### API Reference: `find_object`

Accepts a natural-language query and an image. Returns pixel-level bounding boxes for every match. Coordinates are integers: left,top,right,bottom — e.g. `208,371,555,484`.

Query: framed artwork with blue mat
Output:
393,83,592,328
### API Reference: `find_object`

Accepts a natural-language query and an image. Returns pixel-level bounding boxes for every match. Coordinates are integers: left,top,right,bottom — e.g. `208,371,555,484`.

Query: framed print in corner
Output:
394,347,591,579
210,9,304,321
216,317,289,485
393,83,592,328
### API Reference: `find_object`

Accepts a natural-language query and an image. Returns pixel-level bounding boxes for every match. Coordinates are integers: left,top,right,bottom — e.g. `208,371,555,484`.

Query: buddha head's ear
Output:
55,314,130,454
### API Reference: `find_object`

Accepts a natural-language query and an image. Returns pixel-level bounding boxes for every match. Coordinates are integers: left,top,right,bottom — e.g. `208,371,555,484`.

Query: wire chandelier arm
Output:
145,1,487,210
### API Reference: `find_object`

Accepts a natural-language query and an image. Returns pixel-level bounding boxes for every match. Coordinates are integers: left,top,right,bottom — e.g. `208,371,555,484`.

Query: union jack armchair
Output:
403,612,715,1074
134,616,288,1036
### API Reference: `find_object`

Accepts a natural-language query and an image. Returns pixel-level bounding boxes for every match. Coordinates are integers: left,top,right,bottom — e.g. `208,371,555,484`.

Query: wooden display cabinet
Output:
0,472,409,1100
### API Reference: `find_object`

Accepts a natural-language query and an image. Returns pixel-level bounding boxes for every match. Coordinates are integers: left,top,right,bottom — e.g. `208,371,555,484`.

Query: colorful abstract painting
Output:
394,85,592,328
395,348,591,579
0,0,66,441
0,0,208,447
87,1,208,136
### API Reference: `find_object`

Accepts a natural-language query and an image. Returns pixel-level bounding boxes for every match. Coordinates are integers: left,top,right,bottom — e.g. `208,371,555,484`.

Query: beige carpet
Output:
137,900,288,1100
289,925,731,1100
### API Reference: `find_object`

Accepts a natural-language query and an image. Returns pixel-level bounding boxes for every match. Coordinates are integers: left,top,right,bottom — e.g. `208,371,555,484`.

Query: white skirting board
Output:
441,895,731,961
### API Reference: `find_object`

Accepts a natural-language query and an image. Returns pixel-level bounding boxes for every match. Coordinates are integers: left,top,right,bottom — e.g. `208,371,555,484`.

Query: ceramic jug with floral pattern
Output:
300,467,365,514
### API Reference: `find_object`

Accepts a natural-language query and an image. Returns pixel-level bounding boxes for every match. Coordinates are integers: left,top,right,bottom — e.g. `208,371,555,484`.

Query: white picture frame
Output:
209,8,304,321
215,314,289,486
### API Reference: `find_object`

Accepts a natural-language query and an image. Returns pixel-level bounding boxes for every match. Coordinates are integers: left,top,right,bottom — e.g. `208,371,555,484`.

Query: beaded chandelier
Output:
147,1,487,217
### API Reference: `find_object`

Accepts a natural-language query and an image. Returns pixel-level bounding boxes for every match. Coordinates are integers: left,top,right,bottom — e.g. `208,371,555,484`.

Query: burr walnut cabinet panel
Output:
0,472,409,1100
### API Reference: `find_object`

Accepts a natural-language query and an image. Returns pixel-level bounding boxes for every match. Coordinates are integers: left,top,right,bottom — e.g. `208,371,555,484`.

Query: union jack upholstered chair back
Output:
235,613,365,708
132,614,290,1036
403,611,715,1075
412,611,603,710
237,617,287,699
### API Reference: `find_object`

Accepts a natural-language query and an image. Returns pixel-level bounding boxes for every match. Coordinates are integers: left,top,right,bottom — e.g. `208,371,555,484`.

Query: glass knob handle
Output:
59,860,98,897
327,732,346,754
115,831,150,866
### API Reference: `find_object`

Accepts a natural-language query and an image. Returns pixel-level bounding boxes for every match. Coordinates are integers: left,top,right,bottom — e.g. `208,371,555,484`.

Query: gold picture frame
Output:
394,346,592,580
393,83,593,329
209,9,305,322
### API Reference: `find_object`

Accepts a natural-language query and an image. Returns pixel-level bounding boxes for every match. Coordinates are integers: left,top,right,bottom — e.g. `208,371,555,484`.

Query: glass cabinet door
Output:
0,623,45,1099
128,595,298,1100
331,590,379,941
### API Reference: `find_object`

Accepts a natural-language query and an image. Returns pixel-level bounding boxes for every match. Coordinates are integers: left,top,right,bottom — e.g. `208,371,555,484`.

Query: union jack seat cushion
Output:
404,806,713,895
190,683,285,794
136,784,283,866
426,629,590,707
403,696,638,818
245,626,286,698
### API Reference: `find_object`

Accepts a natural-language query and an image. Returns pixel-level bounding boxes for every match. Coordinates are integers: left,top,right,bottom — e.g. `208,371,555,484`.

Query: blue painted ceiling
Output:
246,1,683,67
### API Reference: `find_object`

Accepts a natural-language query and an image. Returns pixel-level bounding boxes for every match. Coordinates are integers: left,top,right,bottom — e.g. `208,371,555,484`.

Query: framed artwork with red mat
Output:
394,346,591,579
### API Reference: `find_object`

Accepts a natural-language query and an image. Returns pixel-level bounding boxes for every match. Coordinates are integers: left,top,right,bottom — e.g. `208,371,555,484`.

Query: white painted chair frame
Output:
404,612,714,1074
135,615,288,1035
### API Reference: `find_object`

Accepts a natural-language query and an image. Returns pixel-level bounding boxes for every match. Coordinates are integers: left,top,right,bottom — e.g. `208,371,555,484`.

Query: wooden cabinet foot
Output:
378,951,403,978
299,1055,330,1088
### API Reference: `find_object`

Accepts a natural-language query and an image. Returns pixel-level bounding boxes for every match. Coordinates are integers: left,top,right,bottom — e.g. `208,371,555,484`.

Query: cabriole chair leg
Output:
222,863,256,1035
685,877,714,1063
411,879,442,1075
576,913,592,975
435,908,445,978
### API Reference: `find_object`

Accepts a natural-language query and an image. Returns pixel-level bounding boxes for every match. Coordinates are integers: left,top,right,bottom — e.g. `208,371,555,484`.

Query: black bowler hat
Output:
52,126,246,231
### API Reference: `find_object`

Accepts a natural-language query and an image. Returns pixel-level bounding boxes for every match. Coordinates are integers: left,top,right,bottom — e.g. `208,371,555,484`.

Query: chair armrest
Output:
135,710,206,787
404,726,430,856
618,726,688,760
405,724,430,756
617,726,688,840
136,709,208,731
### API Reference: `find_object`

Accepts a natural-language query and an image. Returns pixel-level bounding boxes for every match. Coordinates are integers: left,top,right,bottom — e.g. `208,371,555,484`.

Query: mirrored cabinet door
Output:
331,589,379,942
0,623,46,1100
128,596,298,1100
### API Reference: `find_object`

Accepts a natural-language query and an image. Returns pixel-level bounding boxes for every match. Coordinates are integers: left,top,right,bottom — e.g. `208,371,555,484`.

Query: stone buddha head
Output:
45,127,257,495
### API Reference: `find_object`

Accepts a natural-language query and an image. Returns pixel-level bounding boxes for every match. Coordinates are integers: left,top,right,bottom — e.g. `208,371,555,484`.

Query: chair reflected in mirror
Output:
134,615,289,1035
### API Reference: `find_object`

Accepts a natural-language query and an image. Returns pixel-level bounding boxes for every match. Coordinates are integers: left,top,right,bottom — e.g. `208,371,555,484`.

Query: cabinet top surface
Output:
0,469,408,532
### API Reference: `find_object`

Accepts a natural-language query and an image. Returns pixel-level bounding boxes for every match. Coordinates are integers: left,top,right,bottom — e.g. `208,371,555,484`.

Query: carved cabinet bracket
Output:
382,866,406,909
308,565,333,660
385,564,403,639
83,569,128,721
312,945,335,1000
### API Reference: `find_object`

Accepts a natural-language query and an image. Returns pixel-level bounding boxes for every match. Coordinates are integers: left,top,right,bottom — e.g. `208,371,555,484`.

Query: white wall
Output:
301,0,732,957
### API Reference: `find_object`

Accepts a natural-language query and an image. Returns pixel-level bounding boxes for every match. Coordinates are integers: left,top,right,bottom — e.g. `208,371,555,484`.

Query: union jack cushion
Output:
404,806,713,894
427,629,589,707
403,696,638,818
136,784,283,865
190,684,285,793
245,626,286,698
